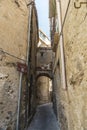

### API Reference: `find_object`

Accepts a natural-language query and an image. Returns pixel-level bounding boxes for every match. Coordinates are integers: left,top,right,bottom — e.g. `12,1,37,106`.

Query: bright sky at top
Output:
35,0,50,39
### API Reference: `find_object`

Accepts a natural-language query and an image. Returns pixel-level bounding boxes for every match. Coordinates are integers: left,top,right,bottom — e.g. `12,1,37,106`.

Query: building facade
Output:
36,30,53,105
38,30,51,47
0,0,39,130
49,0,87,130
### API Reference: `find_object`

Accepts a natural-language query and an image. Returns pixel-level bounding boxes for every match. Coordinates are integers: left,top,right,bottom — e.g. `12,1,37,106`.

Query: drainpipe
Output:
56,0,66,90
16,72,23,130
16,2,33,130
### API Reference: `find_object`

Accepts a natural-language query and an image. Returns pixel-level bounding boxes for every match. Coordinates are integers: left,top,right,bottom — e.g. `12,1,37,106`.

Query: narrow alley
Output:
0,0,87,130
28,103,60,130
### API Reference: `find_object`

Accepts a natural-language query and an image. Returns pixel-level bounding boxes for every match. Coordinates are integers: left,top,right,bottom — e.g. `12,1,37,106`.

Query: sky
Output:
35,0,50,38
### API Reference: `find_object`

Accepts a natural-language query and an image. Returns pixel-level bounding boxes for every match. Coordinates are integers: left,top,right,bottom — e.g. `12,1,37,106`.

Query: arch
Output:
36,74,53,105
36,72,53,80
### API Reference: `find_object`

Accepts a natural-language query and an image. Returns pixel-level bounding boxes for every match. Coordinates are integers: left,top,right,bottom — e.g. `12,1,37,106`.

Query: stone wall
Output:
0,0,28,129
54,0,87,130
37,48,52,70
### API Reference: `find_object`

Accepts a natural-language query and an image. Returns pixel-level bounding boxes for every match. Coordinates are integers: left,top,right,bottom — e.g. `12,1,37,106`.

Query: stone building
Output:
38,30,51,47
49,0,87,130
0,0,87,129
36,30,53,105
0,0,39,130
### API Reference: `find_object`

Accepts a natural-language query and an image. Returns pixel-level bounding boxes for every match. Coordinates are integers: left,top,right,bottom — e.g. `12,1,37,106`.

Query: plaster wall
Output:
0,0,29,129
54,0,87,130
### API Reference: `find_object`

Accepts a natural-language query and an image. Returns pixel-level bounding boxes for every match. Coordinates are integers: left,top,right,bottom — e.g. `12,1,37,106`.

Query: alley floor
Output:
28,103,60,130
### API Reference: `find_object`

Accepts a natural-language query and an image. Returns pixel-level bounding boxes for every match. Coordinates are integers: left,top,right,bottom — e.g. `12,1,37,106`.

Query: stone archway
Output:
36,71,53,80
36,76,52,105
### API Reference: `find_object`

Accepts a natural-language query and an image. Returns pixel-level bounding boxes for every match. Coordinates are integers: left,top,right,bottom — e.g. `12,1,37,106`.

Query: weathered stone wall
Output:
37,48,52,70
0,0,28,62
54,0,87,130
0,0,29,129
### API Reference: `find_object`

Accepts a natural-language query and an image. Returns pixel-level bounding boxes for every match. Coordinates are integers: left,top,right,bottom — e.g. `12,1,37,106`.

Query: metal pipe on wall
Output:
16,72,23,130
16,2,33,130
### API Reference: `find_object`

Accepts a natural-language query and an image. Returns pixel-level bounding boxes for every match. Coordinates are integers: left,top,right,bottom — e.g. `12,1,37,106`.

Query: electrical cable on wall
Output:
0,48,26,62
